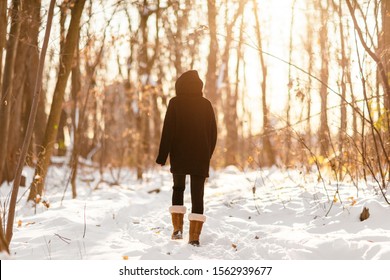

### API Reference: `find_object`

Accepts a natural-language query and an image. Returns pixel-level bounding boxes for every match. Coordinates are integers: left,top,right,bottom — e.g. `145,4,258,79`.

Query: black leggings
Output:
172,174,206,214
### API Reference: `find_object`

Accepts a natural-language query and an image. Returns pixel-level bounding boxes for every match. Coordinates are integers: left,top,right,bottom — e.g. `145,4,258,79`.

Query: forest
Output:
0,0,390,260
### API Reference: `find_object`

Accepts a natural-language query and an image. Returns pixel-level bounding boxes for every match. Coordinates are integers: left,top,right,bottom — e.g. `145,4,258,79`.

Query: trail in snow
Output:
2,165,390,260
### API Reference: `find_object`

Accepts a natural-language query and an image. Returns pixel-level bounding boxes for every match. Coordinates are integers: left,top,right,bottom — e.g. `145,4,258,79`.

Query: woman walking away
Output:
156,70,217,246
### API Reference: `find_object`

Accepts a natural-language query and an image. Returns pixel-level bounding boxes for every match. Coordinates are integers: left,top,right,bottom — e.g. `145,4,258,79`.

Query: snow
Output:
1,165,390,260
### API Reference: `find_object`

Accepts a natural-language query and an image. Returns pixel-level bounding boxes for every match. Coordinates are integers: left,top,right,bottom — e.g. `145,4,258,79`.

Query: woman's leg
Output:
172,174,186,205
188,175,206,245
170,174,187,240
190,175,206,214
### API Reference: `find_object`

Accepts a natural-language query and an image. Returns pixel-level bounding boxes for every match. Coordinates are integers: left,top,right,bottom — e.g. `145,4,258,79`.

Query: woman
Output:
156,70,217,246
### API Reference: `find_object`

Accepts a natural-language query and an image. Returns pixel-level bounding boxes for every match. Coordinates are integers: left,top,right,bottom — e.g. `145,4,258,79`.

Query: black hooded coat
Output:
156,70,217,177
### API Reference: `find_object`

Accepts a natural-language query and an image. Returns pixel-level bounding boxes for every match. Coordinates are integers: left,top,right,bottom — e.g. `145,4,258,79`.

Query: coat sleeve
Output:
156,100,175,165
209,103,217,158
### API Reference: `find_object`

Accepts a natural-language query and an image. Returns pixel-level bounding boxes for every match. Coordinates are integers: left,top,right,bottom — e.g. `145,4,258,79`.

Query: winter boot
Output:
188,213,206,246
169,205,187,240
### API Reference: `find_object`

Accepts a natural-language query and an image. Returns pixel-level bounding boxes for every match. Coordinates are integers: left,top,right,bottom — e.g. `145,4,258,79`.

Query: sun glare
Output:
78,0,377,136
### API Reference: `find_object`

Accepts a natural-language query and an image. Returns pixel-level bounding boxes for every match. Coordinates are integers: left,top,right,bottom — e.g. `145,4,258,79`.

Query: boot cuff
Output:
189,213,206,222
169,205,187,214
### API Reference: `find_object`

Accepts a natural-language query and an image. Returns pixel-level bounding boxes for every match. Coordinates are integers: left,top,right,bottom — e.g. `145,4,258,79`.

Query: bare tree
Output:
346,0,390,124
253,0,275,166
374,0,381,121
205,0,219,105
69,0,117,198
6,0,55,245
56,1,71,158
0,0,21,184
332,0,349,175
28,0,86,201
380,0,390,119
316,0,331,157
285,0,297,165
6,0,42,182
303,1,314,148
233,6,246,166
222,0,247,166
0,0,7,91
346,0,390,191
164,0,191,76
133,0,162,180
0,215,9,254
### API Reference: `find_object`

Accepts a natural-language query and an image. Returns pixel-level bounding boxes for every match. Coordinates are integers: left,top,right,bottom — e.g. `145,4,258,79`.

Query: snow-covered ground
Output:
1,165,390,260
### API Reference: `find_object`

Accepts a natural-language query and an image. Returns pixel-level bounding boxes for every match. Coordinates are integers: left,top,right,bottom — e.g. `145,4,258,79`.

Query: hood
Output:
175,70,203,97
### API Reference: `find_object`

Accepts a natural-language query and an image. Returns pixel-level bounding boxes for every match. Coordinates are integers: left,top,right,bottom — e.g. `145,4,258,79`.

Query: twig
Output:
43,236,52,260
83,203,87,238
325,195,335,217
252,183,261,215
54,233,71,244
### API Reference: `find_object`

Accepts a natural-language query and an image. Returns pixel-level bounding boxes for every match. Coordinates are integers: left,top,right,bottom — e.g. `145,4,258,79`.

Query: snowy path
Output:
3,166,390,259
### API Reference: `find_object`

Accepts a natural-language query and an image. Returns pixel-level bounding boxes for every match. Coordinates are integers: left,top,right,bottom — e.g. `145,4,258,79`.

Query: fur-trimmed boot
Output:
188,213,206,246
169,205,187,240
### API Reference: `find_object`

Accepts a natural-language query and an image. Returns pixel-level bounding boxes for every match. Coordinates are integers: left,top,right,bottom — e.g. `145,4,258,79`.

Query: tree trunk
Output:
30,89,47,165
253,0,275,166
0,0,21,185
6,0,55,245
374,0,381,121
303,2,314,149
28,0,86,201
205,0,218,105
56,110,68,156
0,215,9,254
171,1,184,76
285,0,297,165
6,0,41,182
336,0,347,170
317,0,330,156
233,9,245,166
70,36,81,199
223,0,246,166
152,1,161,168
0,0,7,90
135,0,160,179
70,7,111,196
55,2,69,158
381,0,390,165
135,3,150,180
381,0,390,117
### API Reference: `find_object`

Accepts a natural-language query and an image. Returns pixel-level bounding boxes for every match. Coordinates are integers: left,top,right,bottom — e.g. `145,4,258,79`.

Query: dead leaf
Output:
42,200,50,208
148,188,160,194
360,207,370,221
348,196,357,206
